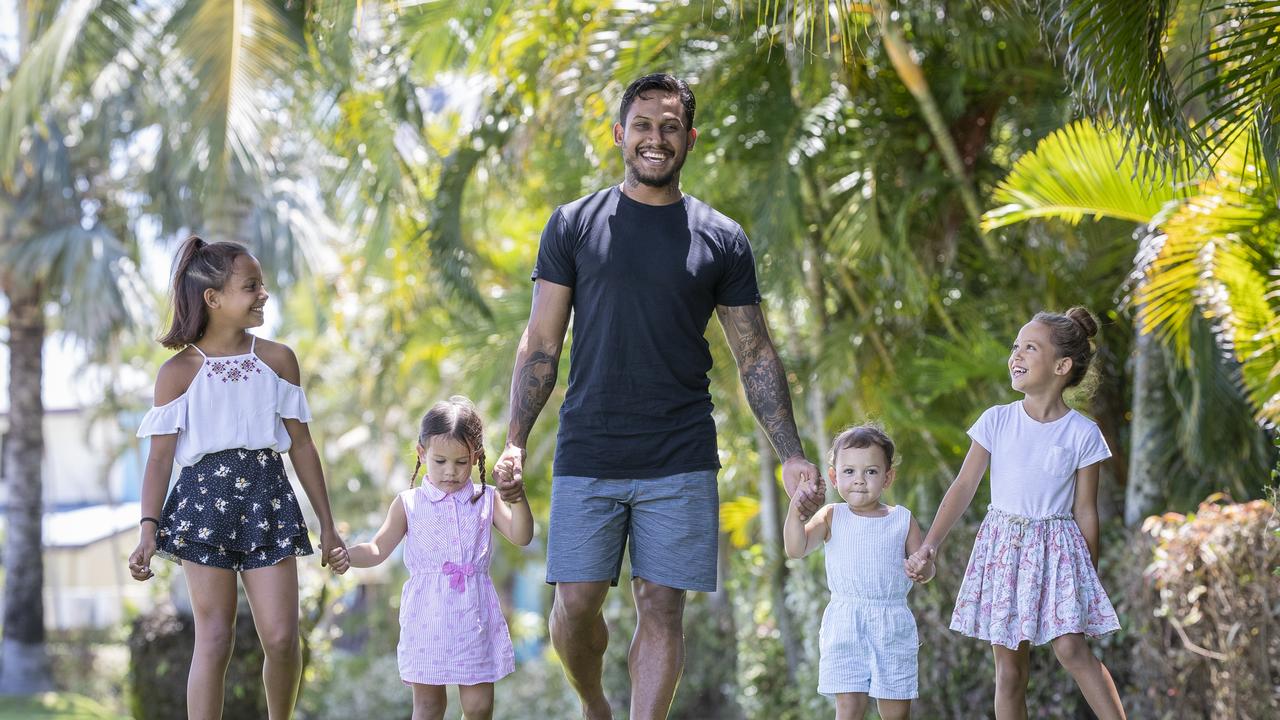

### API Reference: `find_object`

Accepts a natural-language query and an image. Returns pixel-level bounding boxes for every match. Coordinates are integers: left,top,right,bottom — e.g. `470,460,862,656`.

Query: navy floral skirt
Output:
154,448,313,571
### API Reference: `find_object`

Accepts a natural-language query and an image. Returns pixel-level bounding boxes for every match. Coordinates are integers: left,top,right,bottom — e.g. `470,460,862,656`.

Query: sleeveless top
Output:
824,504,914,605
136,336,312,467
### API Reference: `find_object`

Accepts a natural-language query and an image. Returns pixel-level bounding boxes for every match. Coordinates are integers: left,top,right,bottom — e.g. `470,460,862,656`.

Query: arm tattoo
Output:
721,306,805,460
508,350,557,447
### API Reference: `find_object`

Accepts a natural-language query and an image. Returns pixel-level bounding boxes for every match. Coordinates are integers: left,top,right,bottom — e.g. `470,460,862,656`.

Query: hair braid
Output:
409,457,422,489
471,446,487,504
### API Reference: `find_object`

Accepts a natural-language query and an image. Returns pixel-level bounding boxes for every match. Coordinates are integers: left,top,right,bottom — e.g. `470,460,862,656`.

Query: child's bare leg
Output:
993,642,1030,720
241,558,302,720
183,562,238,720
410,683,447,720
876,698,911,720
1050,634,1126,720
835,692,869,720
458,682,495,720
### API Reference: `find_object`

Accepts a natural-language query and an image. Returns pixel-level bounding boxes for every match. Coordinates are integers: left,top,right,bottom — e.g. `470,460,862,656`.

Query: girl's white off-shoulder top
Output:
136,336,311,467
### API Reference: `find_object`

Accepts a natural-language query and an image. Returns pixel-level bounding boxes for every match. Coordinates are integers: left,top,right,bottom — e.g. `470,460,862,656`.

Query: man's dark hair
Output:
619,73,696,128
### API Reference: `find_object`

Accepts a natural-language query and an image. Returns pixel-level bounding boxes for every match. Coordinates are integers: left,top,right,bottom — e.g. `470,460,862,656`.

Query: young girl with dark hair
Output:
127,235,345,719
327,396,533,720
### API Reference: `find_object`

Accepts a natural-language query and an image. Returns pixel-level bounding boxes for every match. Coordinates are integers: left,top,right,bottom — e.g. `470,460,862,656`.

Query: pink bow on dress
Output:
442,560,476,592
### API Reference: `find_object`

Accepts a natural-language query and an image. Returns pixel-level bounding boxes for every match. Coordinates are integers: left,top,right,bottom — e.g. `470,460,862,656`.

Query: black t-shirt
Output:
532,186,761,478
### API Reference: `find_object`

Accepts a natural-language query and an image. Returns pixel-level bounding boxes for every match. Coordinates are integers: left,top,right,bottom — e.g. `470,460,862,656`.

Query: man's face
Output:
614,91,697,189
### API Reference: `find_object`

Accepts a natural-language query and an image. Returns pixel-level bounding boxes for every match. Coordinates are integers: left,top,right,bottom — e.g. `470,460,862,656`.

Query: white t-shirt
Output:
968,400,1111,518
136,339,311,467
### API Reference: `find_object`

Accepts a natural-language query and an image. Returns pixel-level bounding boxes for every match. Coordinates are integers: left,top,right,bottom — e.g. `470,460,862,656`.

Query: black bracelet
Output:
140,517,159,527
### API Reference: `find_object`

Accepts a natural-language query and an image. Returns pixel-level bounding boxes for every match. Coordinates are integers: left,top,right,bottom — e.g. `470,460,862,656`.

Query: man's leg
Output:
550,581,613,720
628,578,687,720
625,470,718,719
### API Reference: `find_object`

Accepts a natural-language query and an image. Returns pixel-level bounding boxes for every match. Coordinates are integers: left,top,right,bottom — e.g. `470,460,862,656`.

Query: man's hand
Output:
781,456,824,521
494,445,528,504
493,444,526,502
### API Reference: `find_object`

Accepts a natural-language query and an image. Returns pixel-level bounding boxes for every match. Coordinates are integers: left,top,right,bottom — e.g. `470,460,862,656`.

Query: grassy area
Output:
0,693,128,720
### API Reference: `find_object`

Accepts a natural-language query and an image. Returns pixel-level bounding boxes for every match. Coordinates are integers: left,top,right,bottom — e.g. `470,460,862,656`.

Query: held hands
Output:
492,444,527,504
905,544,936,583
320,525,348,574
781,456,824,521
327,545,351,574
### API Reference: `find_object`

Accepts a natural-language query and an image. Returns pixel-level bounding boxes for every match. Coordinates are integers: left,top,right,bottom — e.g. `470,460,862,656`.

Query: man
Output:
492,73,825,720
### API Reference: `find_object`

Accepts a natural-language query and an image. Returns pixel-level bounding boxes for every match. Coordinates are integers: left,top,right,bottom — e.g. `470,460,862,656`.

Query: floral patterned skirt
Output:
949,506,1119,649
154,448,313,571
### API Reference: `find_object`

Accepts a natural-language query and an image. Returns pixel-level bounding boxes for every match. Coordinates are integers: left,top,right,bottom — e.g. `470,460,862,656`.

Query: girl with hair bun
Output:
906,307,1127,719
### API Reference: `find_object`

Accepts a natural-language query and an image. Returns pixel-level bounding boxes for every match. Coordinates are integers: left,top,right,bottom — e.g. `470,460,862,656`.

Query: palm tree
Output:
0,0,150,692
983,119,1277,522
0,0,332,693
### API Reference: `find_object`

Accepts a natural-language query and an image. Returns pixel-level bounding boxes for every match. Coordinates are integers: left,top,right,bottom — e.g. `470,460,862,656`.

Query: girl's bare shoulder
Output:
154,347,203,405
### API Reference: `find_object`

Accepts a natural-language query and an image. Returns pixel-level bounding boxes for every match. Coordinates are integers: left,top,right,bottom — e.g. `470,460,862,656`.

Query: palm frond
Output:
1026,0,1193,170
0,0,137,175
1186,1,1280,202
1135,140,1280,422
161,0,305,190
3,222,148,340
982,119,1187,230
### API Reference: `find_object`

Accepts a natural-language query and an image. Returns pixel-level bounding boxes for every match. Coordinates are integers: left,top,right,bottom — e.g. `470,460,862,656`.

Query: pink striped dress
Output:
397,483,515,685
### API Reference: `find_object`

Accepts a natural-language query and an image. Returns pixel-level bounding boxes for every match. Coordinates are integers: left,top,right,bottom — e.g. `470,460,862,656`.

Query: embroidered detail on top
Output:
206,357,263,383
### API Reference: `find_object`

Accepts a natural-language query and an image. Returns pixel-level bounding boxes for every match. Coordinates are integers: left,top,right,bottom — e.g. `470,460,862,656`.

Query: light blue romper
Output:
818,504,919,699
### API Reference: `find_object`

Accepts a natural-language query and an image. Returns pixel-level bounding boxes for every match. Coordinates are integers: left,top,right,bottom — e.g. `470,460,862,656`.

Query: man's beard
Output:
625,149,685,189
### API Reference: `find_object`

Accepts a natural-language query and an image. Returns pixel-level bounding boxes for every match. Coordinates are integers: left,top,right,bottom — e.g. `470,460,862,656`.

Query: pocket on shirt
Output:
1041,445,1075,478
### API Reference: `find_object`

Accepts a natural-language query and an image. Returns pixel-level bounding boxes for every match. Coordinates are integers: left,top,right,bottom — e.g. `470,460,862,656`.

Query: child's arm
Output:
783,488,833,559
129,358,194,582
904,513,936,583
1073,462,1102,569
339,495,408,568
908,440,990,571
263,341,345,567
492,478,534,547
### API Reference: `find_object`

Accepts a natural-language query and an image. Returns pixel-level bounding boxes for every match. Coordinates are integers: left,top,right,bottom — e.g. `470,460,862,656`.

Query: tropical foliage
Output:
1,0,1276,716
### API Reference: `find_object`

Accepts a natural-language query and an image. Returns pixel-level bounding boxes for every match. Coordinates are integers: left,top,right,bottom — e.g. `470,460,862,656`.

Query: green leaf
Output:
982,119,1186,230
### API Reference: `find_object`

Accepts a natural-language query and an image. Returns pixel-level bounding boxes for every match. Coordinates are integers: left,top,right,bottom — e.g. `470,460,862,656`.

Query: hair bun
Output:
1066,306,1098,339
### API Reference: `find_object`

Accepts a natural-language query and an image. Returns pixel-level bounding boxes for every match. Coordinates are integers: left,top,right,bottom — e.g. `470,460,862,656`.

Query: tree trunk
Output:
1125,328,1168,526
0,280,53,694
756,427,800,679
1091,334,1130,525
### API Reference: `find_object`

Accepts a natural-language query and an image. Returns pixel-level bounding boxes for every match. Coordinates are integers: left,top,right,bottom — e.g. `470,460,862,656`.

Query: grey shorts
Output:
546,470,719,592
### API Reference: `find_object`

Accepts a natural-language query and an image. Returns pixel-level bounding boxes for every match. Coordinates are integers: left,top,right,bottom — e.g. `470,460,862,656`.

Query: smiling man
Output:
492,73,824,719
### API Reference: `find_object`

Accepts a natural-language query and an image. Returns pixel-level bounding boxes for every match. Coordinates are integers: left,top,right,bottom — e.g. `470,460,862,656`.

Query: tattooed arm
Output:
717,304,824,519
494,279,573,488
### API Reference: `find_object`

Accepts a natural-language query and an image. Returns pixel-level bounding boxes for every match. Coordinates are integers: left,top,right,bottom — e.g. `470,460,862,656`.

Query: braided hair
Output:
409,395,487,503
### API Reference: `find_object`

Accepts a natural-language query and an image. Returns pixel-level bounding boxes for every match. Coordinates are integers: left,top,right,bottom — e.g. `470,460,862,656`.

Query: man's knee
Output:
553,582,609,623
633,579,685,627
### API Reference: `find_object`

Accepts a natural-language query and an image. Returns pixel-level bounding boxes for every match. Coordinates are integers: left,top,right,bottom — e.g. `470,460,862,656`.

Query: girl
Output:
905,307,1126,719
127,235,345,719
784,424,934,720
326,396,533,720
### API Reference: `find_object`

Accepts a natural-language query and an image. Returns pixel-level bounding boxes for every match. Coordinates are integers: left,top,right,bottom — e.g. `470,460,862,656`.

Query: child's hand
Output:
905,544,935,583
327,546,351,574
782,457,824,522
495,465,527,505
